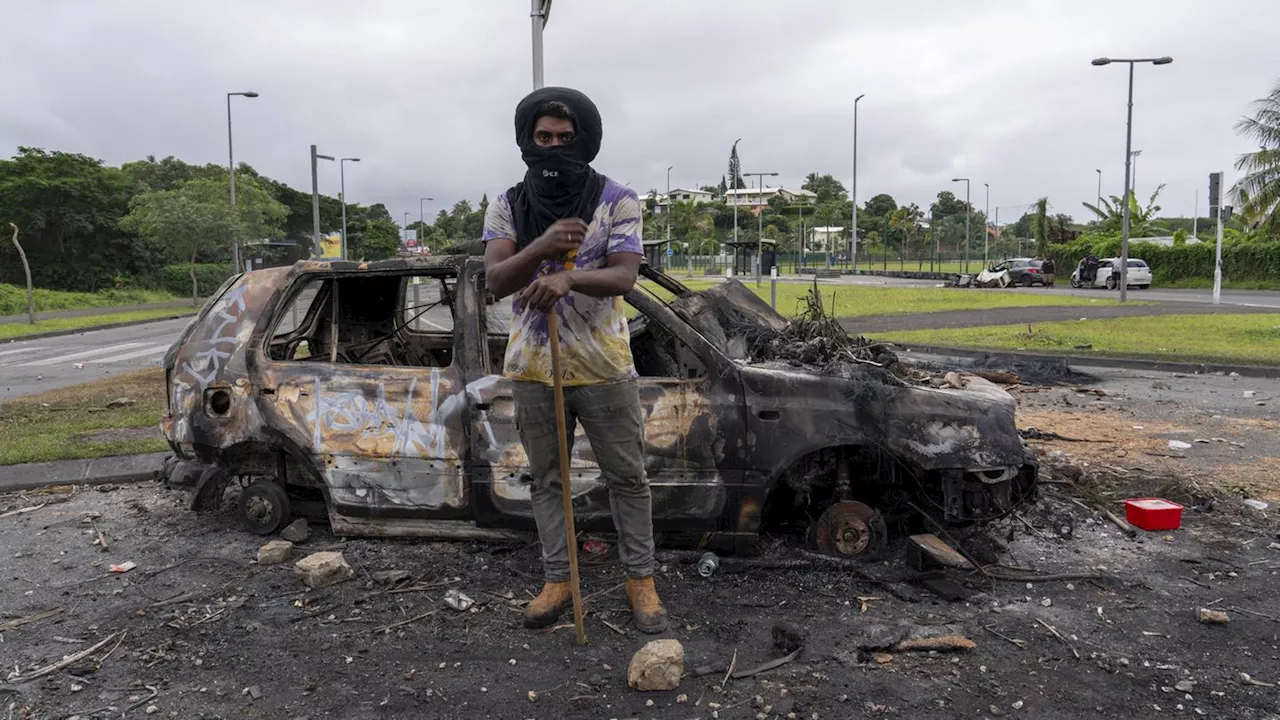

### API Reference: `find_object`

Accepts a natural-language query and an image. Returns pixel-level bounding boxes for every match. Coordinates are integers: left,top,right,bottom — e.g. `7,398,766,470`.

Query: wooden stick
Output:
548,311,587,646
6,631,124,684
0,607,63,633
1035,618,1079,659
374,610,436,634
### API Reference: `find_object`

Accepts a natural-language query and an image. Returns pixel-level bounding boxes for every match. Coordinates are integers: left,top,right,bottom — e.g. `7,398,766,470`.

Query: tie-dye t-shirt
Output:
481,178,643,386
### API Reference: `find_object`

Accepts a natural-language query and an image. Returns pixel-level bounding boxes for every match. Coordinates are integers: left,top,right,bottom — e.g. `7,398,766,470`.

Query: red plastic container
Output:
1124,497,1184,531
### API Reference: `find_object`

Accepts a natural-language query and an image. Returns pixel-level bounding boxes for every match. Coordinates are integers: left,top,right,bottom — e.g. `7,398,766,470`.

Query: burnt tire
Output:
238,480,291,536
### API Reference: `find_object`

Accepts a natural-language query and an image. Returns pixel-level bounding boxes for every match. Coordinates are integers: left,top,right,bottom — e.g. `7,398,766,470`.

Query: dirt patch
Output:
73,426,162,444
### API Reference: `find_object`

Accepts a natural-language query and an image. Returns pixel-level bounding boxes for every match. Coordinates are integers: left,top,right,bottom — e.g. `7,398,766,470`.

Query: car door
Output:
1095,260,1113,287
466,273,741,532
256,269,472,520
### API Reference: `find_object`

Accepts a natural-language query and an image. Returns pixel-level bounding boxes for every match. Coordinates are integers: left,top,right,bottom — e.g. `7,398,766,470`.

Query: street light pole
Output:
731,138,742,251
744,171,778,285
1092,55,1172,302
420,197,433,251
311,146,335,258
1130,149,1142,201
339,157,360,261
530,0,551,89
226,91,258,271
983,182,990,266
851,93,865,274
1096,168,1102,207
952,178,971,273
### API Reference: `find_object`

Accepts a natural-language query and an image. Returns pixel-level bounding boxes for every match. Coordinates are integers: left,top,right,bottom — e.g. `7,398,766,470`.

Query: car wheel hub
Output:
814,501,878,556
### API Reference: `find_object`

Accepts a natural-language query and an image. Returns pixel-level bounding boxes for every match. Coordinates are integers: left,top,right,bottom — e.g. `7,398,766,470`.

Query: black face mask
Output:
506,87,607,250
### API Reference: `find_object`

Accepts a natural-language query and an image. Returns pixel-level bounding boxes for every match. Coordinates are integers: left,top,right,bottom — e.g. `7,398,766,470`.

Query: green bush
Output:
1047,235,1280,284
0,283,175,316
143,264,236,298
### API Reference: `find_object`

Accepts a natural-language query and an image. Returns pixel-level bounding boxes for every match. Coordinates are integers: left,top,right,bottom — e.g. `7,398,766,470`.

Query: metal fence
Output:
653,251,1007,277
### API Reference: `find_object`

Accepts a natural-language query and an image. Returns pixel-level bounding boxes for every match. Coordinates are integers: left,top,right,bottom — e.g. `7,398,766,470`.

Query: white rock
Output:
257,540,294,565
294,551,353,588
627,638,685,691
280,518,310,543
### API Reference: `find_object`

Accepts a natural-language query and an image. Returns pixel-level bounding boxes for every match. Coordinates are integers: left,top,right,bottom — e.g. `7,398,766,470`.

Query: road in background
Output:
0,317,192,400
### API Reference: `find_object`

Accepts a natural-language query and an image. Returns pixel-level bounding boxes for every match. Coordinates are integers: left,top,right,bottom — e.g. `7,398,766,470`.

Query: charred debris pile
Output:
731,283,902,376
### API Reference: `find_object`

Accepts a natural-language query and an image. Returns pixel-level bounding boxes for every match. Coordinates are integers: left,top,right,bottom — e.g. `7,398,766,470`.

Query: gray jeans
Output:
512,379,655,582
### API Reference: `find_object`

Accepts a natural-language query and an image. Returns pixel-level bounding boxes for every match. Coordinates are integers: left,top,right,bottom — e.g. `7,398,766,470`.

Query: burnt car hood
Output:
662,276,1028,472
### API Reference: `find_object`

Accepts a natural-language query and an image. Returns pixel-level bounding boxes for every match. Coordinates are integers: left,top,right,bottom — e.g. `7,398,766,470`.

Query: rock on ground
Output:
627,638,684,691
280,518,310,543
294,551,353,588
257,540,293,565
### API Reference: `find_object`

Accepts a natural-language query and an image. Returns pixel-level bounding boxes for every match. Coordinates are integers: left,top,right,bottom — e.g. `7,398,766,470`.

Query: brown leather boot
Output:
625,576,669,634
522,582,572,629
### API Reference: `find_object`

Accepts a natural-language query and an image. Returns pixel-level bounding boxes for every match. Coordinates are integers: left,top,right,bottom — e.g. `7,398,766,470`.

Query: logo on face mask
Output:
542,169,559,178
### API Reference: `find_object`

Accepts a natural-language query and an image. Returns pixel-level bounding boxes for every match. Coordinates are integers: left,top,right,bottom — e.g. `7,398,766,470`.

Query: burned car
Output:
161,256,1036,558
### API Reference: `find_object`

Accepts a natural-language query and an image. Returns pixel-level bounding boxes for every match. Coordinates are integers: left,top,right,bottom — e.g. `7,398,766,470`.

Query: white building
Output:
807,226,846,252
653,187,716,213
723,187,818,208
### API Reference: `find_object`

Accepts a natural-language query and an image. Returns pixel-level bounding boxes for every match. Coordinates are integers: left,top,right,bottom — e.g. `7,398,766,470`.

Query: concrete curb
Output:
0,312,195,344
897,343,1280,379
0,452,172,494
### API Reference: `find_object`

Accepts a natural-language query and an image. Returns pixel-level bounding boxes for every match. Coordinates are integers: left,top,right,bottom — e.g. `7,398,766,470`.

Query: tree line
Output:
0,148,401,299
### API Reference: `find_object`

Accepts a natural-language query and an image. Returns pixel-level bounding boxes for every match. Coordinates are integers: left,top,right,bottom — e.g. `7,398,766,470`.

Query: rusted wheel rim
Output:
245,494,276,525
815,501,877,556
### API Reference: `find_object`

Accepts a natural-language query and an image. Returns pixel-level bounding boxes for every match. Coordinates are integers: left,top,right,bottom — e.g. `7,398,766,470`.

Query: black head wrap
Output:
506,87,607,249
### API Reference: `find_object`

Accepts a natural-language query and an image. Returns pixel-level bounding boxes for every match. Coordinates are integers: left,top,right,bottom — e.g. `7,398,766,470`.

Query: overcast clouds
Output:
2,0,1275,227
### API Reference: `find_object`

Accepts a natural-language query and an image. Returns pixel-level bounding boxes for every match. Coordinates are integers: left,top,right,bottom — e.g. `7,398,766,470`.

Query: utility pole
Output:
1210,171,1225,304
983,182,990,266
952,178,971,273
1193,189,1198,239
339,157,360,261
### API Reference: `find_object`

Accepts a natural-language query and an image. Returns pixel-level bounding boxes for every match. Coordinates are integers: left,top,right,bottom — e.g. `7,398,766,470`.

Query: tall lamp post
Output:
1130,149,1142,199
983,182,990,266
339,157,360,261
420,197,434,251
951,177,971,273
311,146,334,258
1096,168,1102,207
1092,55,1172,302
731,138,742,249
744,171,779,284
226,91,258,271
851,93,865,273
531,0,552,89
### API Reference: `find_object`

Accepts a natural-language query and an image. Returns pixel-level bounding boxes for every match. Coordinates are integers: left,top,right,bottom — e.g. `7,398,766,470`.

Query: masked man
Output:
481,87,667,634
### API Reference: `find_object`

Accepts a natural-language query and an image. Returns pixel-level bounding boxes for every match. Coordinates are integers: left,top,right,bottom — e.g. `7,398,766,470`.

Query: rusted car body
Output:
161,256,1035,554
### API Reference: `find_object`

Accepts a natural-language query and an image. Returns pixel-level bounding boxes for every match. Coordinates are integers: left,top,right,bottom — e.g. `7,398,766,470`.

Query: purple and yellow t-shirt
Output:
481,178,644,387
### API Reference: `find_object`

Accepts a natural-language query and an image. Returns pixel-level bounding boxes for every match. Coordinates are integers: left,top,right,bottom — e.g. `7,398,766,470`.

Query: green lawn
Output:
0,368,168,465
0,283,177,316
0,307,195,341
878,314,1280,366
640,279,1129,318
1156,277,1280,292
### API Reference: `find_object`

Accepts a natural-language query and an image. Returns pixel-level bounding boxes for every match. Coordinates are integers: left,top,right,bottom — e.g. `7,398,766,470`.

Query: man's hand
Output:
531,218,589,260
520,271,574,312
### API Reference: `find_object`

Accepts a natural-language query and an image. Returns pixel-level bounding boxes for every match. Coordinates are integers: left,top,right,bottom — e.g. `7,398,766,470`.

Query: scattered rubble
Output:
628,639,684,691
443,589,475,612
280,518,310,543
257,540,293,565
1197,608,1230,625
294,551,353,588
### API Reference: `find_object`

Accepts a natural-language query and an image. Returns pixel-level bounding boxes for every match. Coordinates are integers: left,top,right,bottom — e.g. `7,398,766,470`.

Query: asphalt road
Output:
0,316,192,400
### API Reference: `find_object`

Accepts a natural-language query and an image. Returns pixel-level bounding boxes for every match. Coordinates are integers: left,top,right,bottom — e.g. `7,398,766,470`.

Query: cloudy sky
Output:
1,0,1275,227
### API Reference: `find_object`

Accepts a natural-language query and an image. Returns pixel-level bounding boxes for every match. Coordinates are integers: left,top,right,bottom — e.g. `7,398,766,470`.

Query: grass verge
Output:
0,283,177,316
1156,277,1280,292
0,368,168,466
0,307,195,341
877,313,1280,367
639,279,1130,318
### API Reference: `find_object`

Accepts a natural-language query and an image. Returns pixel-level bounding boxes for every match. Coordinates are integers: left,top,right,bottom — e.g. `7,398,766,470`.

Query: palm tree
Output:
1080,185,1170,238
1231,80,1280,237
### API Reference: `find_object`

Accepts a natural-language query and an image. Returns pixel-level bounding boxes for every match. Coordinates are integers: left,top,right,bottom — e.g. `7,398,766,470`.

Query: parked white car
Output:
1070,257,1152,290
